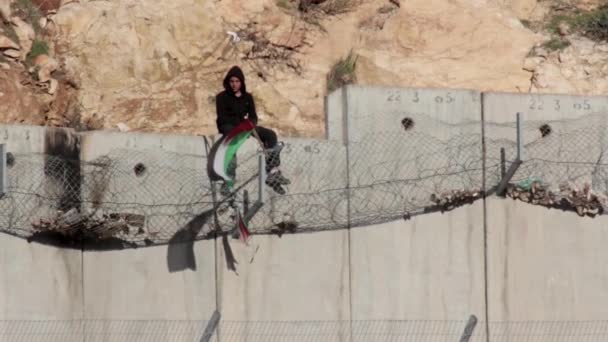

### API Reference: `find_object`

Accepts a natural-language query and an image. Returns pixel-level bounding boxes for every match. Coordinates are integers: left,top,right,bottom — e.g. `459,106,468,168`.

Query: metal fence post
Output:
516,112,523,161
0,144,6,197
200,310,221,342
496,113,524,196
459,315,478,342
242,153,265,224
258,153,265,204
500,148,506,180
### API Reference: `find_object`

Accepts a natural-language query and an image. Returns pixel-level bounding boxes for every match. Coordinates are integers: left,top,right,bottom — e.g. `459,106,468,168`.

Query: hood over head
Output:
223,65,246,94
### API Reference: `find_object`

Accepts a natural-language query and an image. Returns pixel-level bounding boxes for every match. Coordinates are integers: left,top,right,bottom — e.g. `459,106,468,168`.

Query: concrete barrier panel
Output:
0,125,47,153
483,92,608,123
487,197,608,324
217,230,350,341
0,234,83,320
325,88,346,142
79,131,216,244
482,92,608,192
83,242,216,321
82,242,217,342
0,125,83,341
245,138,349,233
344,85,483,226
350,201,485,322
0,125,59,238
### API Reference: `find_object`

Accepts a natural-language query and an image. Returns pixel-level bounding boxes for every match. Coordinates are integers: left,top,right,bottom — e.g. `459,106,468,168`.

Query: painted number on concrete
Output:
434,92,455,103
303,142,320,154
387,92,401,102
573,100,591,110
529,97,592,111
282,142,320,154
386,91,455,104
529,98,544,110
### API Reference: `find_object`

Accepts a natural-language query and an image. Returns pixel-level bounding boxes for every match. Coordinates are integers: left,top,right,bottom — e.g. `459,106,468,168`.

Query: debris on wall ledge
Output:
30,208,147,242
506,180,608,217
429,188,483,213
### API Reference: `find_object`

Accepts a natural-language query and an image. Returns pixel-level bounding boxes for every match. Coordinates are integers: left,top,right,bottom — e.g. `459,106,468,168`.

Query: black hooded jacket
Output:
215,66,258,134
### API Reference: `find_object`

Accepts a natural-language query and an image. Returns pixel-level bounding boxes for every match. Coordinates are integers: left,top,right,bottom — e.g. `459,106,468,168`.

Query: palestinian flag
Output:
238,211,251,245
207,119,255,187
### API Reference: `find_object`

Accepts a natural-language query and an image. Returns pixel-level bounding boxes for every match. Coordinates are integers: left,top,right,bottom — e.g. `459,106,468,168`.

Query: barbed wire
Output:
4,319,608,341
0,112,605,246
485,112,608,216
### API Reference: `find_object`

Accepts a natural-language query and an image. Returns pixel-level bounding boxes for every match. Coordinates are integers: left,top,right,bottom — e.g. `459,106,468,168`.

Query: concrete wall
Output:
217,230,351,342
350,202,485,321
1,87,608,342
0,233,83,321
487,198,608,322
343,86,485,327
482,92,608,191
482,92,608,340
79,130,215,239
0,125,53,236
0,126,84,341
342,85,483,224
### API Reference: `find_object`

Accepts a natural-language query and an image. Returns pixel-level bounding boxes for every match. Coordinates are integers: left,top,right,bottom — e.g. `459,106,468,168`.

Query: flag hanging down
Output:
238,211,251,245
207,119,255,187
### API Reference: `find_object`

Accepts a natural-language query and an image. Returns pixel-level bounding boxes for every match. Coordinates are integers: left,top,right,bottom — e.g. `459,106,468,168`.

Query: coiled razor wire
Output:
0,112,606,246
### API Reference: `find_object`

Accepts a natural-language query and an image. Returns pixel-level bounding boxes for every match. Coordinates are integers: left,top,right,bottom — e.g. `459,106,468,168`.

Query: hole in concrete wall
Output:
134,163,146,177
539,124,552,138
6,152,14,168
401,117,414,131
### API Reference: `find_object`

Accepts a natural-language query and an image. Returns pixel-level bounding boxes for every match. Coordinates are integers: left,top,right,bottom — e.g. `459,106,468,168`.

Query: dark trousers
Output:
218,124,281,176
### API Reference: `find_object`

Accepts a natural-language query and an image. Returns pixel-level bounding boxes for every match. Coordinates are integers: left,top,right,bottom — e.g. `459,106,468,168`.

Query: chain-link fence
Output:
485,112,608,217
0,111,605,247
346,111,483,227
0,318,478,342
5,319,608,341
0,320,208,342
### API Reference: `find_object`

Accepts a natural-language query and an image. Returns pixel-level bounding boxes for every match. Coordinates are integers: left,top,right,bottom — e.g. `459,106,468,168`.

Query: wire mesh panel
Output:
483,92,608,216
220,320,351,342
80,148,216,246
0,320,85,342
221,320,479,342
0,320,209,342
0,153,66,239
5,319,608,341
487,321,608,342
485,112,608,215
240,138,349,235
344,86,484,227
1,91,607,246
350,320,476,342
486,113,608,188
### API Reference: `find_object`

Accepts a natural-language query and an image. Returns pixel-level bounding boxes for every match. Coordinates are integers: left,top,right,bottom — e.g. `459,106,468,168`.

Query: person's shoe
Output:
267,181,286,195
271,170,291,185
266,172,286,195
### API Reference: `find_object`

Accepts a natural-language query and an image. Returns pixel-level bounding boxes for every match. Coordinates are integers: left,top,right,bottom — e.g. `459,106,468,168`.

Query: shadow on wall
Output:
166,209,215,273
26,231,137,250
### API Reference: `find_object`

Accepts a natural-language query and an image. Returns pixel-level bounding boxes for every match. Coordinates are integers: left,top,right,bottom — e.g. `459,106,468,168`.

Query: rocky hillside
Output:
0,0,606,137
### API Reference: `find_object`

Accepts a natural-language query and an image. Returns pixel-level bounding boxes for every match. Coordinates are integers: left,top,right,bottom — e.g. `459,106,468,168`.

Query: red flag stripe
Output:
225,119,255,143
239,215,251,244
